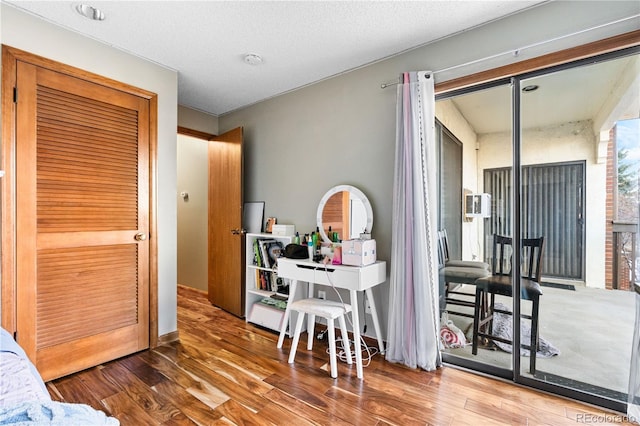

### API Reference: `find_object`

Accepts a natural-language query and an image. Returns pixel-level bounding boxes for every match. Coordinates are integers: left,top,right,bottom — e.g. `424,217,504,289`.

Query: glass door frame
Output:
437,45,640,414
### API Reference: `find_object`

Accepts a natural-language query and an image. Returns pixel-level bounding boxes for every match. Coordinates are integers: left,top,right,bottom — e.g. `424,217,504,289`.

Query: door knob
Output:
230,229,247,235
134,232,147,241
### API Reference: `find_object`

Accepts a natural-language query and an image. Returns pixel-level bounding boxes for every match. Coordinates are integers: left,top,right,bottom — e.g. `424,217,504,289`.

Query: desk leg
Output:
350,289,363,379
277,279,298,349
306,282,315,350
364,288,385,355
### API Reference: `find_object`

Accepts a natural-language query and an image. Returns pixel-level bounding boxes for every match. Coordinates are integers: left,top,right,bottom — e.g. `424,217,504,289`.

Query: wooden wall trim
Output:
1,46,18,333
149,95,159,348
2,45,157,100
157,330,180,345
435,29,640,95
177,126,216,141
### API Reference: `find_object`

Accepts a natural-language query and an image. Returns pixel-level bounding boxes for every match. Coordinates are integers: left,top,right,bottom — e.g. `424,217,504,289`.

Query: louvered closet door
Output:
15,61,149,381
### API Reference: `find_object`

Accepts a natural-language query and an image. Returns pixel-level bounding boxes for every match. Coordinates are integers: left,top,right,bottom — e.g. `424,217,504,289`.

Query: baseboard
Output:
157,330,180,345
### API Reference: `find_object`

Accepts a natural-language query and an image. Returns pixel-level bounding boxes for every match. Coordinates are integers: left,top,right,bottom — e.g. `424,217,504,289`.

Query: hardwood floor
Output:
47,285,632,425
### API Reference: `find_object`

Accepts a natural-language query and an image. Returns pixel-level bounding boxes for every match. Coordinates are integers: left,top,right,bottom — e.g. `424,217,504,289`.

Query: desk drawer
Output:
313,266,359,289
277,259,315,282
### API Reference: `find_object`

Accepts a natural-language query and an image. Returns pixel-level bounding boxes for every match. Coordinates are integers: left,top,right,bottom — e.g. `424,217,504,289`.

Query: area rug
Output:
490,303,560,358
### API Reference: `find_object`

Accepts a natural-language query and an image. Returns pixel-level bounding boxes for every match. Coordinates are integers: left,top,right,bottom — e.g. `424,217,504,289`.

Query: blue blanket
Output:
0,328,119,425
0,400,119,425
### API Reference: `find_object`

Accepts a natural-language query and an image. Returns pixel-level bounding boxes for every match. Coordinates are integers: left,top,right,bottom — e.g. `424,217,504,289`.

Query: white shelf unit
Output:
245,233,305,336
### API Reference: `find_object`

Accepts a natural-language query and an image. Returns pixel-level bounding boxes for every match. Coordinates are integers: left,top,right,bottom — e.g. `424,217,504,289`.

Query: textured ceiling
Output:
4,0,545,116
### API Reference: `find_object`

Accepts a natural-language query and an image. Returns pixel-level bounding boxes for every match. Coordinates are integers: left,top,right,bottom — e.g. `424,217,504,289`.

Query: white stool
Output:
287,298,352,378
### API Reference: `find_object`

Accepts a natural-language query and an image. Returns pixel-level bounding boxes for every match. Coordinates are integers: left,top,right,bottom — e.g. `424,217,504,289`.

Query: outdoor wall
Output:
435,100,484,262
0,5,179,337
220,1,637,337
478,121,605,288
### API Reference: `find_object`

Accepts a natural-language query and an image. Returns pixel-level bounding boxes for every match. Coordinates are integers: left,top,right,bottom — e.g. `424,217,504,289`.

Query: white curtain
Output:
385,71,441,370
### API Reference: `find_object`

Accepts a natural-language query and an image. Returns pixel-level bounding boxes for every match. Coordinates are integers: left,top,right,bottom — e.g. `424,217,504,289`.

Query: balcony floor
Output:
442,283,636,399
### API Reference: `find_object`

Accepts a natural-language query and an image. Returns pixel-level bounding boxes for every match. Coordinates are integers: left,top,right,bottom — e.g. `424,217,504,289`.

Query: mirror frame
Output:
316,184,373,243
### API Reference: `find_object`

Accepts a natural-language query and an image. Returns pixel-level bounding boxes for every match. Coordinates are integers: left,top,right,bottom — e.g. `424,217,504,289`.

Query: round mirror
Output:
316,185,373,243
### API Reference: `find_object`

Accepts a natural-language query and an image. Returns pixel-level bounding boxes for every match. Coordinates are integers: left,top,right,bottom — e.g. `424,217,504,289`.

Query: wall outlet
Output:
318,290,326,300
365,299,371,314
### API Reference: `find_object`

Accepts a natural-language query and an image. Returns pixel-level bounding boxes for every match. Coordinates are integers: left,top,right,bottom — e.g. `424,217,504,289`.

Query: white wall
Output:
176,106,219,292
435,99,485,261
1,5,179,337
219,1,639,338
176,134,209,291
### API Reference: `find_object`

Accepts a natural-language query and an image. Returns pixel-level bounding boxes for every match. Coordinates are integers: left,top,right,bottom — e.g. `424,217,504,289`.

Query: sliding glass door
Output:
437,48,639,411
518,52,639,407
437,81,514,378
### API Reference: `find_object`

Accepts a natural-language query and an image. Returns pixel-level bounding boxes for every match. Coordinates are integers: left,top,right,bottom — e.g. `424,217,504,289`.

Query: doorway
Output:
176,127,245,317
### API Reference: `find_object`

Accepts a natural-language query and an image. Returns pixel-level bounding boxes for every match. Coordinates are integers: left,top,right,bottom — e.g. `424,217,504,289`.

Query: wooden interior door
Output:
208,127,244,316
13,59,150,381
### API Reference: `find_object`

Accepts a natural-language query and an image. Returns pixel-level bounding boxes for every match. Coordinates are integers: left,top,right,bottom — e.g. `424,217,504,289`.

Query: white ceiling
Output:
4,0,545,116
450,56,639,134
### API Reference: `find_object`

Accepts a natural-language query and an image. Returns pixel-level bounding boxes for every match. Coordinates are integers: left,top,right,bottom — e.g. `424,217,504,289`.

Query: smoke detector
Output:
243,54,263,66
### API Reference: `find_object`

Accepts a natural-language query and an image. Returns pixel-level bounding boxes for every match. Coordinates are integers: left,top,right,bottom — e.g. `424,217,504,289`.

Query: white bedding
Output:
0,328,119,425
0,329,49,408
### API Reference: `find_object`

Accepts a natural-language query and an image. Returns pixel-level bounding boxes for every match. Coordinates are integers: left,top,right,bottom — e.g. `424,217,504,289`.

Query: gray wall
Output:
219,1,639,338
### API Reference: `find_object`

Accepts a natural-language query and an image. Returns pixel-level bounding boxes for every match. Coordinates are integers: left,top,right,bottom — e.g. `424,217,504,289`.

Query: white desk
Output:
276,258,386,379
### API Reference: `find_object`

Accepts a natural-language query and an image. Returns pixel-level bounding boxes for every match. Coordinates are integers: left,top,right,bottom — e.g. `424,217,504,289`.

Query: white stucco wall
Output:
478,121,605,287
435,100,485,261
1,5,179,336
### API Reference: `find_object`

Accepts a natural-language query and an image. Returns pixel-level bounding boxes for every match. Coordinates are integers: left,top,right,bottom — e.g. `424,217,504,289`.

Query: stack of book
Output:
252,238,285,291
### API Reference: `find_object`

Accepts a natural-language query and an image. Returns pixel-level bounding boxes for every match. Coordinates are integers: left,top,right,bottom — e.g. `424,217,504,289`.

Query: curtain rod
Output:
380,14,639,89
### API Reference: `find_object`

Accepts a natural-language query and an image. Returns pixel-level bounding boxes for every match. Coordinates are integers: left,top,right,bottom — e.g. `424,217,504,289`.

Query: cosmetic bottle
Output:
294,232,300,245
315,227,321,250
307,240,314,260
332,245,342,265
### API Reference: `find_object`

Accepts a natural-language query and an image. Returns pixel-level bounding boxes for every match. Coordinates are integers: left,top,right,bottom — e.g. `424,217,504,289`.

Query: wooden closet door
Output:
15,61,150,381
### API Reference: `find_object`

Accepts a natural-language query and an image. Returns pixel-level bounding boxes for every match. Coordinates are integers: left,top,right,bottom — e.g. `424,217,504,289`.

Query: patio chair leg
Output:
529,296,540,375
472,287,482,355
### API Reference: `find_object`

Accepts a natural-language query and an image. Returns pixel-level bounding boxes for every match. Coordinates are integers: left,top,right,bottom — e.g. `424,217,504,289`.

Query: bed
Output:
0,327,119,425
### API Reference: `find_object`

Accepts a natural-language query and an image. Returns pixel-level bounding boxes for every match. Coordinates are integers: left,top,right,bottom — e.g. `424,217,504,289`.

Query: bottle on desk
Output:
307,240,314,260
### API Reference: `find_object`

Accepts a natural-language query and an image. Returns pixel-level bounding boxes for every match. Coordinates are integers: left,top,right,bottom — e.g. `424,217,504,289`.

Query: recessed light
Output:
522,84,539,92
243,54,263,66
75,4,105,21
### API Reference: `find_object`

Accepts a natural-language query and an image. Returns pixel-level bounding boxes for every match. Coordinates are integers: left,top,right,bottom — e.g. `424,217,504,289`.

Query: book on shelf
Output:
266,241,285,267
255,269,274,291
253,239,262,267
252,237,286,270
257,238,276,268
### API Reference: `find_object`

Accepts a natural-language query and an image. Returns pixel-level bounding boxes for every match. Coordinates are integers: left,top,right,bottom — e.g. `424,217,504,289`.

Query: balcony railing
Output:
612,221,637,290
